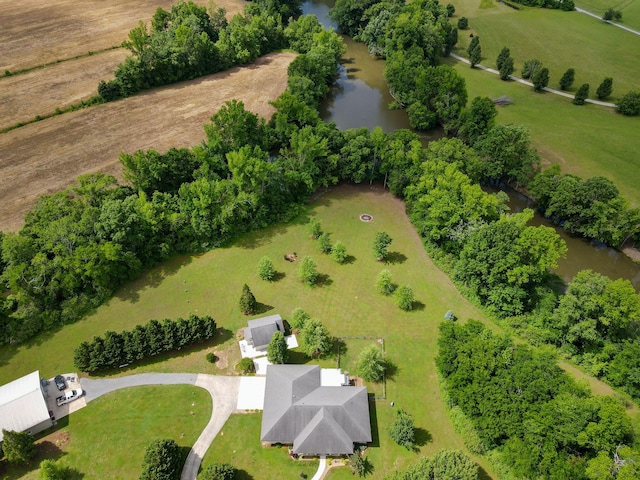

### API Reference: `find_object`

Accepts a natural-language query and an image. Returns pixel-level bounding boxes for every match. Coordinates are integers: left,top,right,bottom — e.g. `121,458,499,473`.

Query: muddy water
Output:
301,0,640,288
303,0,441,137
496,186,640,288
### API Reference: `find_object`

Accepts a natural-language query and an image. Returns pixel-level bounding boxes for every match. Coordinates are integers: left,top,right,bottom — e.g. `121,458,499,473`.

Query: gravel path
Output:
82,373,241,480
575,7,640,36
449,53,616,107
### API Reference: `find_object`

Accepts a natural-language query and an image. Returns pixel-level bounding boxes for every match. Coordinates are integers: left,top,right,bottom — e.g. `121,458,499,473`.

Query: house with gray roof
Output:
260,365,372,455
244,314,285,351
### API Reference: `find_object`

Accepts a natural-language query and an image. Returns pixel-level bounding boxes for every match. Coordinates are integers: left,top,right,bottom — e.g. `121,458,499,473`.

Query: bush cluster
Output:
73,314,216,372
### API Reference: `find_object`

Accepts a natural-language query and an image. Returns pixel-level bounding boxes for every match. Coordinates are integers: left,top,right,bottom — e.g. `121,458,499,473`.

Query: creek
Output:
301,0,640,289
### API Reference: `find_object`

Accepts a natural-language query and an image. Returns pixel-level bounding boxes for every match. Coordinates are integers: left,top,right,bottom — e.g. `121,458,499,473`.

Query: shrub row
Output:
73,314,216,372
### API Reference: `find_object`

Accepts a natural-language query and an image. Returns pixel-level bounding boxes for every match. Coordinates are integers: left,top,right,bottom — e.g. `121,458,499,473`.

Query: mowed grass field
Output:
0,385,211,480
575,0,640,30
0,185,499,478
452,2,640,99
445,57,640,205
0,51,294,232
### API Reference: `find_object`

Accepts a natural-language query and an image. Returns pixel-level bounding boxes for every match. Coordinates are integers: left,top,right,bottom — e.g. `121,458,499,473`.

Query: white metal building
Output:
0,370,52,442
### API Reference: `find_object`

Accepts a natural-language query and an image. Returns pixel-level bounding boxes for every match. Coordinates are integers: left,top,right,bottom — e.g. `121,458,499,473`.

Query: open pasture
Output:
446,57,640,205
0,0,245,73
0,52,294,232
575,0,640,30
453,5,640,99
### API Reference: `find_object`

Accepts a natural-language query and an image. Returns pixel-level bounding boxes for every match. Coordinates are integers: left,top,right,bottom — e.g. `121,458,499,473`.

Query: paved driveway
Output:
82,373,240,480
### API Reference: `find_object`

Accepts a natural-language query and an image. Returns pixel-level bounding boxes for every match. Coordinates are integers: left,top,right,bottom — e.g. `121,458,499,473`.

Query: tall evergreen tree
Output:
239,284,257,315
596,77,613,100
573,83,590,105
559,68,575,90
532,67,550,92
467,36,481,68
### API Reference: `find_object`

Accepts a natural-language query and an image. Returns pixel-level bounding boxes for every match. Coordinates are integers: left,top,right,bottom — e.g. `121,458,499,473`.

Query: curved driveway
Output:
82,373,241,480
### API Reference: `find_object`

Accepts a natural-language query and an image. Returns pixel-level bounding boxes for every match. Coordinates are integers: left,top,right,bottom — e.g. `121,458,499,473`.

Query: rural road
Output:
575,7,640,36
82,373,241,480
449,53,616,107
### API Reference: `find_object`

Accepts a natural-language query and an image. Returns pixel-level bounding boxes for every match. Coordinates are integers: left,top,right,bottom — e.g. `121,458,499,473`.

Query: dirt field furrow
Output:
0,52,295,232
0,49,129,130
0,0,245,72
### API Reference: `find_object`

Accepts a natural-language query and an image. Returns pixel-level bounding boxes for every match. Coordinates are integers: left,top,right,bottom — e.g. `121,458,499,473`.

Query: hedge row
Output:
73,314,216,372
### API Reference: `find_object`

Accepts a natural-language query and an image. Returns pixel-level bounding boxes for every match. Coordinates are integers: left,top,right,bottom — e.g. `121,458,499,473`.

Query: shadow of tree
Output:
235,469,255,480
385,251,407,265
114,254,195,304
270,271,286,282
342,254,357,265
254,302,274,315
414,427,432,448
315,273,333,287
411,301,425,312
92,328,234,377
384,359,399,381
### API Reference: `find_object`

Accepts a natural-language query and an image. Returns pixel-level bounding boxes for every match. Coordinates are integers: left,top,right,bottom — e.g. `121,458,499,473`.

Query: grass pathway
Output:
449,52,616,107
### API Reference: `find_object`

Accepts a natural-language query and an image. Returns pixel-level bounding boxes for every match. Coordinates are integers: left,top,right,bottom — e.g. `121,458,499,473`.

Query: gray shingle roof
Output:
244,314,284,350
260,365,372,455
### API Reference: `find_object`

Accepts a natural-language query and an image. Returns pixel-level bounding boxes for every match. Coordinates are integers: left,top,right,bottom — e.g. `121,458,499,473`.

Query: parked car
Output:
56,389,83,406
54,375,66,391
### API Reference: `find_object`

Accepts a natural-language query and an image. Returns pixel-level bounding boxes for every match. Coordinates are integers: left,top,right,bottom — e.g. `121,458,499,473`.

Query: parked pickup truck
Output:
56,389,83,406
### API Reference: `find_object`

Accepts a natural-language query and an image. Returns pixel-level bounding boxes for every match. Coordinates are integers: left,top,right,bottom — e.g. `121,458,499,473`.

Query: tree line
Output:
73,314,217,372
98,0,303,100
438,320,640,479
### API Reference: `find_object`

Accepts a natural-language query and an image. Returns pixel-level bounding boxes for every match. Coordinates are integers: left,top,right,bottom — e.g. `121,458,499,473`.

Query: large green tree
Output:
267,330,289,364
139,439,181,480
357,345,387,382
373,232,393,260
301,318,332,357
453,210,567,316
1,430,36,464
389,409,416,450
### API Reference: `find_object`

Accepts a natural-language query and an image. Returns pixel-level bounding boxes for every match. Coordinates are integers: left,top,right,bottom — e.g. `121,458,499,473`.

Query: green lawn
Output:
452,4,640,98
0,185,629,479
0,385,210,480
199,414,320,479
443,57,640,205
575,0,640,31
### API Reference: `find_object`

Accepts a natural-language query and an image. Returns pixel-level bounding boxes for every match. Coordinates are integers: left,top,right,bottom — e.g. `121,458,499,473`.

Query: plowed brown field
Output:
0,0,245,72
0,52,295,232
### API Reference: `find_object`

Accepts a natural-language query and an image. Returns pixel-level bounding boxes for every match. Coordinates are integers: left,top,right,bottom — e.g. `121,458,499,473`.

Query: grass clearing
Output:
0,185,629,478
0,385,210,480
0,52,294,233
453,6,640,98
444,57,640,205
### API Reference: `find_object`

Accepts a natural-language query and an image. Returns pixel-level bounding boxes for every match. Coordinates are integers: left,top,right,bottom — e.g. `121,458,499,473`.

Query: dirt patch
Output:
0,0,245,72
0,52,295,232
0,49,128,130
38,431,71,453
213,349,229,369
